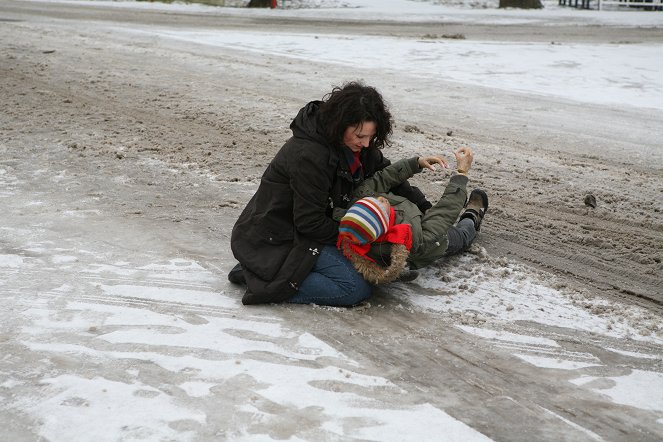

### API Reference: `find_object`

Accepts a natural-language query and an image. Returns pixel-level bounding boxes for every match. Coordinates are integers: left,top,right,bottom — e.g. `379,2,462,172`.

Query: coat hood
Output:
341,242,409,285
290,101,329,147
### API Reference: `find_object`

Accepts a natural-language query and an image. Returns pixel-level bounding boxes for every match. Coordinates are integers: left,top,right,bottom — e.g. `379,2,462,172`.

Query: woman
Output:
229,81,430,306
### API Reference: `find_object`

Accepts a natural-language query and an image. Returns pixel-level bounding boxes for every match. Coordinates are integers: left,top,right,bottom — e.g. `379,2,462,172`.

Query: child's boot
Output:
459,189,489,231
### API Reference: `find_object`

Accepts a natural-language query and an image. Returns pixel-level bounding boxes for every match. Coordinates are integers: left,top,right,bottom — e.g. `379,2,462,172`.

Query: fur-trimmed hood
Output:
339,241,409,285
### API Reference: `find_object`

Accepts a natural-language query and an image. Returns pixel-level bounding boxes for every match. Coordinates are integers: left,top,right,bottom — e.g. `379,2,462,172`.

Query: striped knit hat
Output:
339,197,390,245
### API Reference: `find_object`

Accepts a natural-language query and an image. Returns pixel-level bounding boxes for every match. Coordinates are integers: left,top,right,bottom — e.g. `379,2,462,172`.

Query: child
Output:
337,147,488,284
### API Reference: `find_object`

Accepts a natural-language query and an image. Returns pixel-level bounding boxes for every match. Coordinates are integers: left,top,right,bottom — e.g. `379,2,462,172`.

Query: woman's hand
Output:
454,147,473,174
418,155,448,171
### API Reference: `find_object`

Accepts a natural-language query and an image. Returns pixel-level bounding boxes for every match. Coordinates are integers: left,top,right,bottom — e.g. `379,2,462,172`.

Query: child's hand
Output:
453,147,474,174
418,156,448,171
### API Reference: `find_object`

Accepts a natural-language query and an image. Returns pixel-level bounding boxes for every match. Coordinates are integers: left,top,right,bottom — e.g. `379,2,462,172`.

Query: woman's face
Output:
342,121,376,153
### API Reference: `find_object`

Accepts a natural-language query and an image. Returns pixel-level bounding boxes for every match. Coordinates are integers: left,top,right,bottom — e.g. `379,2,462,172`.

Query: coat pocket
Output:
231,222,294,282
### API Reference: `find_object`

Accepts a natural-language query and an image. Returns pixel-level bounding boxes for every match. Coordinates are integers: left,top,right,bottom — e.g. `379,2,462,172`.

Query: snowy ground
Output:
1,0,662,440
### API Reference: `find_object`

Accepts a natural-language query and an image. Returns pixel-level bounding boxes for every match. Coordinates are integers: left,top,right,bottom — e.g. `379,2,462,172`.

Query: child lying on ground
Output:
337,147,488,284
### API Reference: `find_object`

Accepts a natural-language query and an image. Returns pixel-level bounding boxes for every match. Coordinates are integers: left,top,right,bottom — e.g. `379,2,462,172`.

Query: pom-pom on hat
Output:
339,197,390,245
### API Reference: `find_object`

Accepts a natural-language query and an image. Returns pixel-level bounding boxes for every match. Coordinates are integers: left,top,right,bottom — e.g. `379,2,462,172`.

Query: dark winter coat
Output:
231,101,430,305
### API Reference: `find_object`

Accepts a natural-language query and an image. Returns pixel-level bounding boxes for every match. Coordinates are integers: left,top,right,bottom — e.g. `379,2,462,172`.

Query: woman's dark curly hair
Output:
318,81,393,149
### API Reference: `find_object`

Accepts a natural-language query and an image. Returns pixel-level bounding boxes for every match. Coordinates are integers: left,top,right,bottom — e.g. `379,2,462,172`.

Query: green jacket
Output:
352,157,469,268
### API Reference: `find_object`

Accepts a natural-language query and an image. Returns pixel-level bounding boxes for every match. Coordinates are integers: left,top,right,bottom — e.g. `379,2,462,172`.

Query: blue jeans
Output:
444,217,477,256
288,246,372,307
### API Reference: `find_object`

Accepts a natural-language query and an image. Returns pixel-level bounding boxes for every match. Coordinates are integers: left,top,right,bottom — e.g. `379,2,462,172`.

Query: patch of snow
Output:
456,325,560,347
0,254,24,268
99,284,238,309
179,381,217,397
24,342,490,440
26,375,205,442
52,255,79,264
606,347,662,360
136,28,663,111
408,254,663,345
537,405,604,441
514,353,602,370
571,370,663,412
1,379,23,389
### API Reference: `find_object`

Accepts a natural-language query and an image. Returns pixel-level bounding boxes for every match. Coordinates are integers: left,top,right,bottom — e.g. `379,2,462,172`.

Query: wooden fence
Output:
559,0,662,9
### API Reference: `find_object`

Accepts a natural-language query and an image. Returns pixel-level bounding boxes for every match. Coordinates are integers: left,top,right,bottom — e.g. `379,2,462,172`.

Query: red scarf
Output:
348,150,363,177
